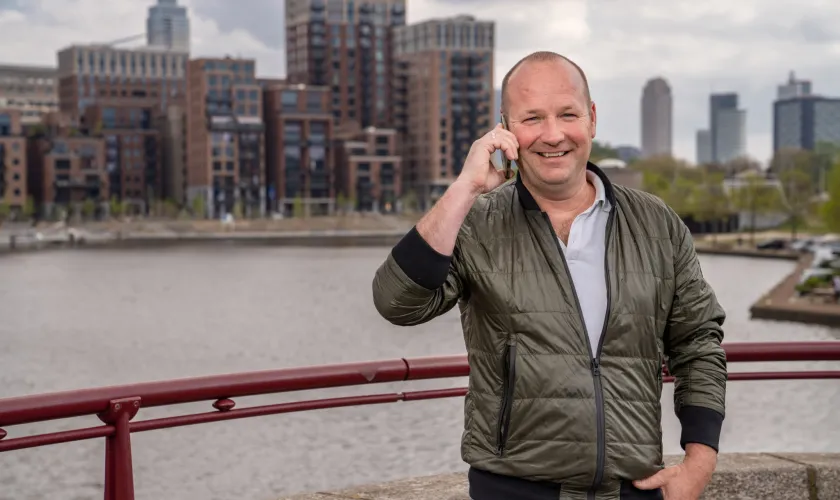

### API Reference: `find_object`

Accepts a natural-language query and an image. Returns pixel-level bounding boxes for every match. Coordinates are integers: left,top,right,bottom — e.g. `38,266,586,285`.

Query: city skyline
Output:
2,0,840,164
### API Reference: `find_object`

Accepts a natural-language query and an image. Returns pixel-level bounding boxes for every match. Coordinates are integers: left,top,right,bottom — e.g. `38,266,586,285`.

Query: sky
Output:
2,0,840,164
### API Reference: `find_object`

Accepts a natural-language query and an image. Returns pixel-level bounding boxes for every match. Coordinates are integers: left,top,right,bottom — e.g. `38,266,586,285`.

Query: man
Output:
833,274,840,304
372,51,727,500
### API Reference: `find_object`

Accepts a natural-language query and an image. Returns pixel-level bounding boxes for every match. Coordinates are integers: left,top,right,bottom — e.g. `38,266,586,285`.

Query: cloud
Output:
1,0,839,164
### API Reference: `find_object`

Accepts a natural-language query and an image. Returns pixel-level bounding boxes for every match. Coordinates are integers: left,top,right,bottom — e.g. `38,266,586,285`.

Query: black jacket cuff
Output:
391,226,452,290
678,405,724,452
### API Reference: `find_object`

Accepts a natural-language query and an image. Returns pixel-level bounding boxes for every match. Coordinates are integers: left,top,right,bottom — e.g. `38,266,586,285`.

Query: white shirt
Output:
557,171,612,356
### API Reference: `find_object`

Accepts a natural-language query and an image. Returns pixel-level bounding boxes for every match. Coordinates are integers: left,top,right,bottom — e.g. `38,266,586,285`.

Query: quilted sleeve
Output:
664,211,728,452
371,225,468,326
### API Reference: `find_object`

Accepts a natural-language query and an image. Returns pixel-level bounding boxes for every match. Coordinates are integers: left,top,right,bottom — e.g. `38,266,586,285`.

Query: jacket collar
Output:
514,161,617,211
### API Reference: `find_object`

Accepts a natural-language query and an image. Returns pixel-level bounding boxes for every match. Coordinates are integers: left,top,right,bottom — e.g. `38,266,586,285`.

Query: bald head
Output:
500,51,591,118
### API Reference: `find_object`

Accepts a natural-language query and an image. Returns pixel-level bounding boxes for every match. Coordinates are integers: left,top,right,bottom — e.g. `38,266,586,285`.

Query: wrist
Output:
451,177,483,201
684,443,717,471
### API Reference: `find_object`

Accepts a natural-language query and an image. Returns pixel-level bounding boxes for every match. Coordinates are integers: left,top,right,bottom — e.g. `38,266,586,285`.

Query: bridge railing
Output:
1,341,839,500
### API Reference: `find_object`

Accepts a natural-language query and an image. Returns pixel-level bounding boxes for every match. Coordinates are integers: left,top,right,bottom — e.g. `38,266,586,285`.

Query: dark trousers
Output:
468,467,663,500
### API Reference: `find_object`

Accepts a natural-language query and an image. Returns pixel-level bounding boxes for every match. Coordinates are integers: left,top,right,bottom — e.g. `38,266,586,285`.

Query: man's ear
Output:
589,101,597,138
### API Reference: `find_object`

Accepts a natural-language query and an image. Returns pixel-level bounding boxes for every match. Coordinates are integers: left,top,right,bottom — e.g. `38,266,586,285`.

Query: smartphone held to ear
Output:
500,116,514,179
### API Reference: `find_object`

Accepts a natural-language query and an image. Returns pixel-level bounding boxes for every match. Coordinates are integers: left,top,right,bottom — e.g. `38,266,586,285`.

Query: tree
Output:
590,141,619,162
691,171,731,244
191,196,206,219
110,196,123,218
730,172,783,245
400,189,418,214
778,167,814,240
821,161,840,233
82,199,96,220
336,192,348,214
22,197,35,220
292,195,305,218
0,202,9,228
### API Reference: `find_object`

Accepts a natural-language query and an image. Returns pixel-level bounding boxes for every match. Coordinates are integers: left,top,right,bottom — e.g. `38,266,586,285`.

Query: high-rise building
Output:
0,64,59,125
186,57,265,218
696,129,711,165
147,0,191,53
0,109,27,213
394,15,494,207
709,93,746,163
640,77,672,158
262,80,335,216
777,71,811,101
714,107,747,164
56,44,187,211
773,72,840,152
285,0,406,129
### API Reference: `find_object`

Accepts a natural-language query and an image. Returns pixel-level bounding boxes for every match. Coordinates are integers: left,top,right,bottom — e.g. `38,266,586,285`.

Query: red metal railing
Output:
1,341,839,499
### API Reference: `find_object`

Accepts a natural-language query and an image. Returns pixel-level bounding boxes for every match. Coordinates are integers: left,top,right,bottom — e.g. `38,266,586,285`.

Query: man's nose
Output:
540,117,565,145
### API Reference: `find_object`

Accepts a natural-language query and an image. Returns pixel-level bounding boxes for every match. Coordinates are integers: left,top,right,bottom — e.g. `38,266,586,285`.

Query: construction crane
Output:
101,33,146,47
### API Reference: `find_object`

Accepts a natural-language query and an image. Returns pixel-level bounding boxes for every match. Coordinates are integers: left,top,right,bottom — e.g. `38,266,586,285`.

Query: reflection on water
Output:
0,248,837,500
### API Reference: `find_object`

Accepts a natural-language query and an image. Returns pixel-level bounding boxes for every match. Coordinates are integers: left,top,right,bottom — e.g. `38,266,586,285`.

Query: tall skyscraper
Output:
393,15,495,207
696,129,711,165
640,77,672,158
147,0,191,53
773,72,840,152
709,93,746,163
285,0,406,129
777,71,811,100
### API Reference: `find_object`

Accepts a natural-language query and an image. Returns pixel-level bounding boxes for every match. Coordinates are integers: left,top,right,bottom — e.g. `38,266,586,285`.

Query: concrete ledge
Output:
278,453,840,500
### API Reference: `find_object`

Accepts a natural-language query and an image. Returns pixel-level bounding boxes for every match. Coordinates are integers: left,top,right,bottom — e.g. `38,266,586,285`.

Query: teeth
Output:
539,152,566,158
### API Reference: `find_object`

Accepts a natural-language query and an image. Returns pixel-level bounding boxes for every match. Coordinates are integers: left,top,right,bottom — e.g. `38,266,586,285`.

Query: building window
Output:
281,91,298,110
284,122,302,143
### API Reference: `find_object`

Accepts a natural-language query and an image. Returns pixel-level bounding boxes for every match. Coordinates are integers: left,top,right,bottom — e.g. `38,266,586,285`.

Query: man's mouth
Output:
537,151,568,158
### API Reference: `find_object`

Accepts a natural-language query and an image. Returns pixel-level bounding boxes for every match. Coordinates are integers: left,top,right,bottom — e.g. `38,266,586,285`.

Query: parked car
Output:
756,238,787,250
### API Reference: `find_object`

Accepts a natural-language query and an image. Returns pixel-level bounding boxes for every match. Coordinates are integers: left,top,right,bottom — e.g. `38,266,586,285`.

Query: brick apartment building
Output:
57,44,187,212
28,129,107,217
186,57,265,218
0,64,59,126
335,125,401,212
285,0,406,129
394,15,495,208
0,109,27,213
263,80,335,216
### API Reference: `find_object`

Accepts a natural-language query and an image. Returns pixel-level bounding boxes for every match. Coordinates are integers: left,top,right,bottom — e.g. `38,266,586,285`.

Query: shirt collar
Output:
586,169,611,213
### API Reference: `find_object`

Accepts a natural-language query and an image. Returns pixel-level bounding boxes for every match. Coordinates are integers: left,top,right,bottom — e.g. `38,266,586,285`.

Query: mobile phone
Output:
500,115,513,179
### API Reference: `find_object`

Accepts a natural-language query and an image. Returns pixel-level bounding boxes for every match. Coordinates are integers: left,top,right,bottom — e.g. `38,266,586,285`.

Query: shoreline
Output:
0,228,808,258
749,254,840,328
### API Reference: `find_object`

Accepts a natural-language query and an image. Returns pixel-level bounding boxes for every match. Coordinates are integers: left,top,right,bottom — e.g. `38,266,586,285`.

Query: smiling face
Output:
503,59,597,192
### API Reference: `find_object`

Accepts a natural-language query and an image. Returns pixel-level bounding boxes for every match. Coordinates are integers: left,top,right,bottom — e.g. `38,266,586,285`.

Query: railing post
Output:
98,397,140,500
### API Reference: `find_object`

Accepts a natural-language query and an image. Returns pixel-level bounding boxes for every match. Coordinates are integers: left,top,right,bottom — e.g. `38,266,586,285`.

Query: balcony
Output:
208,116,238,132
55,176,102,189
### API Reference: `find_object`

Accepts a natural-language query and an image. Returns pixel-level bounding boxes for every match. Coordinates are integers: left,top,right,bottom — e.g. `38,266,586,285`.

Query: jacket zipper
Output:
542,207,615,499
496,337,517,456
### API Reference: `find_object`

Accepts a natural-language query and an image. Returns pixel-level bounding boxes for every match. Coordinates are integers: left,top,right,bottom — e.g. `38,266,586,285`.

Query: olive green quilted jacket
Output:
372,164,727,499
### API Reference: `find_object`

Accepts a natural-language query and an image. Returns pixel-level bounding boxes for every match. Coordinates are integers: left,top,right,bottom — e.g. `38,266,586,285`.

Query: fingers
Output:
633,466,679,490
485,124,519,161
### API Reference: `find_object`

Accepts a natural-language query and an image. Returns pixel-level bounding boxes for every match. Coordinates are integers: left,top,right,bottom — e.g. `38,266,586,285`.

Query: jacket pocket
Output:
620,480,663,500
495,337,517,456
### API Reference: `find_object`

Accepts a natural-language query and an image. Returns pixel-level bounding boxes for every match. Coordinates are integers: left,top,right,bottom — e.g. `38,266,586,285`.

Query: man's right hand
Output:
458,123,519,195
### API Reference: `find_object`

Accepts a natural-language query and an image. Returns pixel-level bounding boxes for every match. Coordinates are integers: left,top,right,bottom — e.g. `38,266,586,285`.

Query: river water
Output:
0,247,838,500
